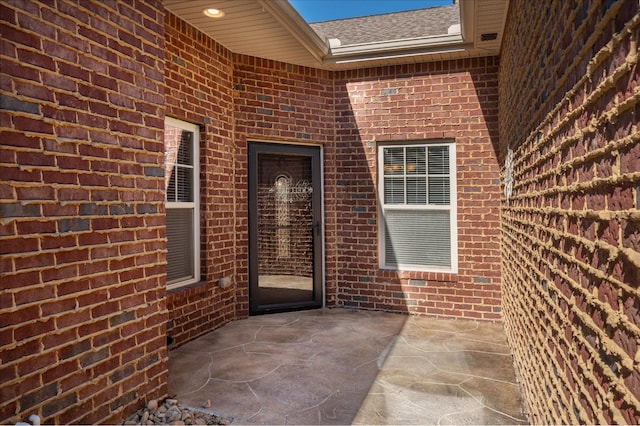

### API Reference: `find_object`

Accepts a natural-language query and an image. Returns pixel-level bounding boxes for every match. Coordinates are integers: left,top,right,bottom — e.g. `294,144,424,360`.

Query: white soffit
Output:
162,0,326,67
161,0,509,70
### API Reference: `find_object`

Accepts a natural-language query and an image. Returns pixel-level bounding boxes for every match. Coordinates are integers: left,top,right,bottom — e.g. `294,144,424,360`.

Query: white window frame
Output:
165,117,200,289
377,141,458,273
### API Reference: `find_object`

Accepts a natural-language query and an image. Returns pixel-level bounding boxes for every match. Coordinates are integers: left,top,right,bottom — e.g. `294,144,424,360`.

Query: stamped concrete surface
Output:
168,309,528,425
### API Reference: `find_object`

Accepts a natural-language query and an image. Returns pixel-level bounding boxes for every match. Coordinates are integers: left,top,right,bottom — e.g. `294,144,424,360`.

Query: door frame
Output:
247,141,324,315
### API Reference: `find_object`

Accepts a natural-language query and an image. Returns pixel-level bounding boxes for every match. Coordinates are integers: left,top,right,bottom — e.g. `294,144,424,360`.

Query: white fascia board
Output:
328,33,465,56
324,34,471,64
258,0,329,62
323,0,476,65
260,0,476,67
459,0,475,43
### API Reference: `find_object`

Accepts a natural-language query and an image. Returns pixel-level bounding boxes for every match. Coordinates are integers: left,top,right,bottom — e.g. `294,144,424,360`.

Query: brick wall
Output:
232,56,335,312
163,14,237,347
333,59,502,319
231,56,501,318
0,1,167,424
499,0,639,423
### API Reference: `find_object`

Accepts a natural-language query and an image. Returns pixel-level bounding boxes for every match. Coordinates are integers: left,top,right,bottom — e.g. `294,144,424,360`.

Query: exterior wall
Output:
10,0,636,423
231,57,501,319
0,1,167,424
333,59,502,319
163,14,237,348
232,56,335,312
499,0,639,423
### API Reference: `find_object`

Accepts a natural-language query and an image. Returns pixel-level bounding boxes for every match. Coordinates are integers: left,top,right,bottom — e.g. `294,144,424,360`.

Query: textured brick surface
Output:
332,59,502,319
0,1,168,424
233,56,335,314
499,0,640,423
4,1,636,424
163,13,237,348
232,55,502,319
162,17,503,329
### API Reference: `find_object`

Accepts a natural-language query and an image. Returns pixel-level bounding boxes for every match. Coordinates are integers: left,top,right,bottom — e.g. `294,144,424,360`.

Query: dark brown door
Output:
248,143,323,314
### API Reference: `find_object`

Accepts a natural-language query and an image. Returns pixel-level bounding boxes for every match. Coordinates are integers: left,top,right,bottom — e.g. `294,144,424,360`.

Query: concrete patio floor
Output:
168,308,528,425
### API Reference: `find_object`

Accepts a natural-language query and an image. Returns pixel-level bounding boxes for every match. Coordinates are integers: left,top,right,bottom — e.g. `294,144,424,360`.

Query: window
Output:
165,117,200,288
378,142,457,272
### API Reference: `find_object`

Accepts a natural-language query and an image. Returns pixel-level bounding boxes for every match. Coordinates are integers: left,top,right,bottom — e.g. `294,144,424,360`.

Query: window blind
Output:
379,142,456,271
384,209,451,267
166,130,194,203
166,208,195,284
165,118,199,288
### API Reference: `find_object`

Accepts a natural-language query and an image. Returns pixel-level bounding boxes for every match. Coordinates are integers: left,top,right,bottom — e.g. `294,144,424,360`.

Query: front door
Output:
248,143,323,314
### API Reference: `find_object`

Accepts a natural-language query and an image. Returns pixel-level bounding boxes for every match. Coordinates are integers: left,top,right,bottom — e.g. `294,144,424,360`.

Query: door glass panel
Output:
256,154,314,306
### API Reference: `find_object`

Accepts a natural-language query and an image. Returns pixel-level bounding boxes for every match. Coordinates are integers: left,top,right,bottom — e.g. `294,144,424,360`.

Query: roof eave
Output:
324,33,469,64
262,0,478,67
319,0,481,67
258,0,329,62
459,0,475,43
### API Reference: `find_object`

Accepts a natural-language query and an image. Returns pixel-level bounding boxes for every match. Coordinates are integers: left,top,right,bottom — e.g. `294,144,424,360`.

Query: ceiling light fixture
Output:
203,8,225,18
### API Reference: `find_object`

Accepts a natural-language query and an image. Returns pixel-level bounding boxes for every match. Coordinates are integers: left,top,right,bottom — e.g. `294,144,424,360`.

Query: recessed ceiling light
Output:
203,8,225,18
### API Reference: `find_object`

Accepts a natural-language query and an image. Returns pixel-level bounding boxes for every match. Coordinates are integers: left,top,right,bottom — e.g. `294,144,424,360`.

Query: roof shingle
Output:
309,5,460,46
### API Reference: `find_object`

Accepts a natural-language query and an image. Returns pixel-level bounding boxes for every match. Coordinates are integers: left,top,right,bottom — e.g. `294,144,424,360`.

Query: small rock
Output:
123,398,232,425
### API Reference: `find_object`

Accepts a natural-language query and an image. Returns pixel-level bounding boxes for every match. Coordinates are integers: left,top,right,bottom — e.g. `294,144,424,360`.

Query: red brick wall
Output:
232,56,335,313
230,55,501,319
0,0,167,424
333,59,502,319
499,0,639,422
163,14,237,347
230,56,501,318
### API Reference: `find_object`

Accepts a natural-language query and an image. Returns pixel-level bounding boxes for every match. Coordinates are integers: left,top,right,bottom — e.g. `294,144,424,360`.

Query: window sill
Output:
379,268,459,283
167,279,207,295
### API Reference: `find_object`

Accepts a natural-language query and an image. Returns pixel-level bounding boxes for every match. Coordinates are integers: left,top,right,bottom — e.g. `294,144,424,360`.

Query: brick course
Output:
333,59,502,319
232,56,335,313
499,0,639,422
163,13,237,348
1,0,167,423
4,1,636,424
231,54,501,319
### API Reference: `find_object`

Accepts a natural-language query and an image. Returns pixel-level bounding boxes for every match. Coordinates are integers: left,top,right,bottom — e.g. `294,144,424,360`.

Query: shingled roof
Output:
309,5,460,46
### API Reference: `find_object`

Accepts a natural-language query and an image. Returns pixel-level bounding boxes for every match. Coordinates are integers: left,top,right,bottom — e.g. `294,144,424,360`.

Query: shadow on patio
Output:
168,309,528,425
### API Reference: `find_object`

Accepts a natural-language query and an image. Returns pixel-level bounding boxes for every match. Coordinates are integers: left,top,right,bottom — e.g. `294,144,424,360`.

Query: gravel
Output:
122,398,232,425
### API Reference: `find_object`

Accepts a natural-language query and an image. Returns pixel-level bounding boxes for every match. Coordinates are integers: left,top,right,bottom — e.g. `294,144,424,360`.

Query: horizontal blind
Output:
427,145,450,205
166,129,194,203
406,146,427,204
166,208,194,284
384,209,451,267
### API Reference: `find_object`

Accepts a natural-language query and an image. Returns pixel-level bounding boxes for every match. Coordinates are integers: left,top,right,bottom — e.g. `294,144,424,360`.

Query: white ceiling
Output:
162,0,509,70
